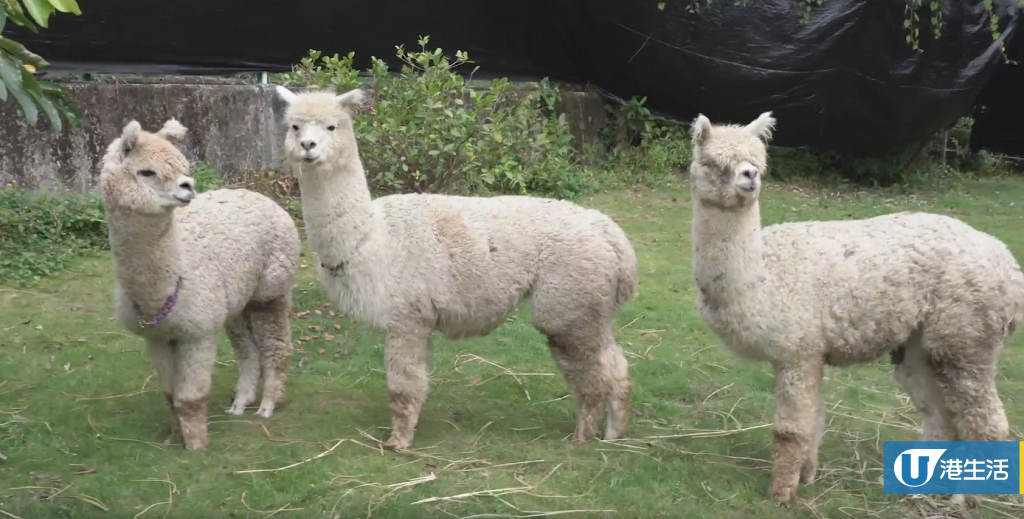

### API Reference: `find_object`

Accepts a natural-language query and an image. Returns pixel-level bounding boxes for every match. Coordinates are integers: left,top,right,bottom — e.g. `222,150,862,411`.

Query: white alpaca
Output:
99,119,302,451
274,85,639,450
688,111,1024,506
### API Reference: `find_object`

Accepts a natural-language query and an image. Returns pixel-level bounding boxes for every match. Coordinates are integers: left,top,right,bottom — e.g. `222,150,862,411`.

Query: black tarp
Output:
4,0,1022,155
970,26,1024,156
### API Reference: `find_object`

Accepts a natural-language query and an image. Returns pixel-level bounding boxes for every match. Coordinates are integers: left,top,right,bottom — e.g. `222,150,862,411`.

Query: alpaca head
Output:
275,85,365,167
99,118,195,215
689,112,775,209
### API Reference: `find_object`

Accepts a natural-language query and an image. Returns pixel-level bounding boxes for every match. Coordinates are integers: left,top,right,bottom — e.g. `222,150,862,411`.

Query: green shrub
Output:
0,187,108,284
277,36,591,199
190,162,226,193
594,95,693,188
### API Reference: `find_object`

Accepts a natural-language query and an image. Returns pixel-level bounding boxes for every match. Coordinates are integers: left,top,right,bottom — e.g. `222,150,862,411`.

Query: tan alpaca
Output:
99,119,301,451
688,112,1024,507
274,86,638,450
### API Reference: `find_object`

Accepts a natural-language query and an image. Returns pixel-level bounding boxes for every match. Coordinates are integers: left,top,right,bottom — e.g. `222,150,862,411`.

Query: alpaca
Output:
99,119,301,451
689,112,1024,507
274,85,638,450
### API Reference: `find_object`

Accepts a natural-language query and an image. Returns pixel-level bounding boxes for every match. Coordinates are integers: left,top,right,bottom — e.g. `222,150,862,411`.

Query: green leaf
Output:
4,4,38,31
37,80,71,97
0,38,50,67
0,76,7,101
20,63,44,97
46,0,81,15
22,0,55,27
27,85,62,132
0,7,7,33
0,52,38,125
57,99,80,128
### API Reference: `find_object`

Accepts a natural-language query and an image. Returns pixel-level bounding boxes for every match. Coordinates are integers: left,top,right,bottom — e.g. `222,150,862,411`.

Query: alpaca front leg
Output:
770,361,824,503
173,337,217,451
145,338,179,442
382,330,432,451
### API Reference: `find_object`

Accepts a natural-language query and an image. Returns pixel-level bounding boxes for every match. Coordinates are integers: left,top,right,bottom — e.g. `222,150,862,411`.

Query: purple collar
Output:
133,276,183,328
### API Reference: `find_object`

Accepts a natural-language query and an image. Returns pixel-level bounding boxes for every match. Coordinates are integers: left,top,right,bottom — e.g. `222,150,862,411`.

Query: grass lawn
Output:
2,178,1024,519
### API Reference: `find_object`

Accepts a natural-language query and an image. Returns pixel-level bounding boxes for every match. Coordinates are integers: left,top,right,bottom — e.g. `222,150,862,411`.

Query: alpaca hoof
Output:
770,483,796,503
162,429,178,446
182,430,209,451
383,435,411,451
571,431,595,445
800,462,818,484
256,402,276,418
571,423,599,444
184,440,208,452
951,494,981,508
226,404,247,416
603,418,627,441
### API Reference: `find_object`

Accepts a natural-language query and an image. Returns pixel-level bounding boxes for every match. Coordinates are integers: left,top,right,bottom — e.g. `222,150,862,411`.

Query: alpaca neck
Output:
691,198,771,311
106,209,185,314
295,145,385,267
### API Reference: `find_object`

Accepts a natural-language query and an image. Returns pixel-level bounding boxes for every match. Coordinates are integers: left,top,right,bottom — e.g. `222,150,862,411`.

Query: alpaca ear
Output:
120,120,143,154
691,114,712,146
745,111,776,142
156,118,188,142
336,88,366,112
275,85,298,105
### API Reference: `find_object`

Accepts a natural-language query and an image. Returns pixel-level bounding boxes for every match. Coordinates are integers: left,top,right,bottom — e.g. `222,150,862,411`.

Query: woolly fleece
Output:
689,111,1024,507
275,86,639,450
99,119,301,451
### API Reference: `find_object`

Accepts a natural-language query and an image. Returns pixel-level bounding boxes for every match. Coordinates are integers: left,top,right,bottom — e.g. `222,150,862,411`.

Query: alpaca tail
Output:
602,219,639,308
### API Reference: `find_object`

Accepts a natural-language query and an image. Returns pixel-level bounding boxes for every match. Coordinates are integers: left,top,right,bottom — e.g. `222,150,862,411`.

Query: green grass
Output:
2,178,1023,519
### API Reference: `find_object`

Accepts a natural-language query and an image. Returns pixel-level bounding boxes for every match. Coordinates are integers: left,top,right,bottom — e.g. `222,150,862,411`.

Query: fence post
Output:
940,129,949,168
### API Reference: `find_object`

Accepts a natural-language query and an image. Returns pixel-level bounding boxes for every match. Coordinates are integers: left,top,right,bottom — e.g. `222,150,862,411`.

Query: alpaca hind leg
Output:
893,341,955,442
800,391,825,484
602,341,632,441
546,332,611,444
172,337,217,451
249,297,293,418
146,338,179,442
929,346,1008,509
225,313,260,416
383,328,432,451
769,360,824,503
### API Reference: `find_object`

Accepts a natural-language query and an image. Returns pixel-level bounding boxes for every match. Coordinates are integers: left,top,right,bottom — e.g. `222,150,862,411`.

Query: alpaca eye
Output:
291,125,299,131
138,169,157,178
327,125,336,132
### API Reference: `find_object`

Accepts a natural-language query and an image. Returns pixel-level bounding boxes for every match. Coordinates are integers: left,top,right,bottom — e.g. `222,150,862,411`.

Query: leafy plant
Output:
278,36,590,199
190,162,226,193
0,185,108,284
1,0,82,131
602,96,664,152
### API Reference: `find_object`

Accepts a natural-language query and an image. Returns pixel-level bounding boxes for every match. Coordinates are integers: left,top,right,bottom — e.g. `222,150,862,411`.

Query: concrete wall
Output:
0,82,607,194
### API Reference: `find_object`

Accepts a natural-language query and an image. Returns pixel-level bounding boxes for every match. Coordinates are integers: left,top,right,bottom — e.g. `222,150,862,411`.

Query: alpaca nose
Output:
740,167,758,180
301,140,317,151
179,177,195,191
